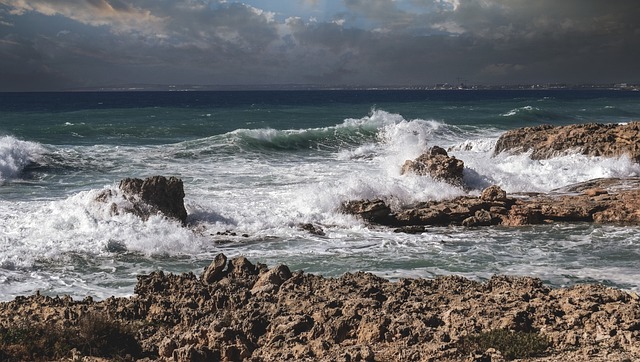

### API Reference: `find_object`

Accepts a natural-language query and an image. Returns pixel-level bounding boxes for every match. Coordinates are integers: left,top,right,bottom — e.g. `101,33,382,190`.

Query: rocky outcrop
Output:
97,176,188,225
1,255,639,362
344,179,640,229
494,122,640,161
341,199,394,224
401,146,465,186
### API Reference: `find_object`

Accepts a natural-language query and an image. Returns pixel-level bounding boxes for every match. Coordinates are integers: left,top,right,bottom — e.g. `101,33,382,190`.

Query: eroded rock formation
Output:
494,122,640,161
344,179,640,229
401,146,465,186
1,255,639,362
96,175,188,225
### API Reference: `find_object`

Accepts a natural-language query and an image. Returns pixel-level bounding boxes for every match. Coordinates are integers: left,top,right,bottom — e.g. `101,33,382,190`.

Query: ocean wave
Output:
0,136,47,184
499,105,567,123
175,109,477,159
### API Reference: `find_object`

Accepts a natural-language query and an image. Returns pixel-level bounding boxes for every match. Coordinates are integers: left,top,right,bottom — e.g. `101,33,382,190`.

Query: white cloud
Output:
1,0,167,36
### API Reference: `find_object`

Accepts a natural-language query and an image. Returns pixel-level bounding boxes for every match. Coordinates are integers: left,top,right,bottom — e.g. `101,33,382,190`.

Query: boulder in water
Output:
118,176,188,225
97,175,188,225
401,146,465,187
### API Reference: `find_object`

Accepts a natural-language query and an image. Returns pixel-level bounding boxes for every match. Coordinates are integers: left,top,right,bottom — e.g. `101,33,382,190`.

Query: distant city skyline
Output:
1,0,639,91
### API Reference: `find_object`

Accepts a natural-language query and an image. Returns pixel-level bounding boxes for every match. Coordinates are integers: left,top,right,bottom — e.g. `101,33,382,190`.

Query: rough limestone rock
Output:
341,199,394,224
344,179,640,229
494,122,640,161
201,253,227,285
97,175,188,225
1,255,639,362
401,146,465,186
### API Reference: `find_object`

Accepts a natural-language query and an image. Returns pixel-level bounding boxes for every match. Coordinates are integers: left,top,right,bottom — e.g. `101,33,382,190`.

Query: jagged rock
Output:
481,185,508,201
401,146,465,186
251,264,292,294
341,199,395,224
494,122,640,161
1,255,639,362
202,253,227,285
118,176,188,225
300,223,326,236
343,180,640,229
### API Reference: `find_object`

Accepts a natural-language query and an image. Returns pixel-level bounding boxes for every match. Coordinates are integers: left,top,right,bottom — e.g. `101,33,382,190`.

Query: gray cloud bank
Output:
0,0,639,91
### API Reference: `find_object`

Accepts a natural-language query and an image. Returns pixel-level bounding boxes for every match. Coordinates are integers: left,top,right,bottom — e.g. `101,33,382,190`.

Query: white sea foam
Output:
4,105,640,300
458,150,640,192
501,105,537,117
0,136,46,183
0,186,201,270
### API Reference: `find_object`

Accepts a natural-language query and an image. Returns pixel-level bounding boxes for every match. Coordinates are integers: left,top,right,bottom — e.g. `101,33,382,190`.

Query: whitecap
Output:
0,136,47,184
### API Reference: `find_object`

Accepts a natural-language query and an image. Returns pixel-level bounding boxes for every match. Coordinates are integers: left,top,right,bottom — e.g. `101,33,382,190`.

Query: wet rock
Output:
344,180,640,229
401,146,465,186
118,176,188,225
341,199,395,225
481,185,508,201
300,223,326,236
494,122,640,161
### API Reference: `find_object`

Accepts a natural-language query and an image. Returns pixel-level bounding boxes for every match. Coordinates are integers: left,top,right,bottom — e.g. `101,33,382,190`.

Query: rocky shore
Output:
1,254,639,362
3,122,640,361
345,122,640,230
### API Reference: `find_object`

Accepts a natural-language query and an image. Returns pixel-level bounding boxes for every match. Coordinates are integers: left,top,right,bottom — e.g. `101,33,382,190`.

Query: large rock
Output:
341,199,395,225
494,122,640,161
114,176,188,225
401,146,465,186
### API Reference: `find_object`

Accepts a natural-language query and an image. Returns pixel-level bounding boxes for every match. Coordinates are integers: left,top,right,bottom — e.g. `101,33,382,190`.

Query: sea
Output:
1,89,640,301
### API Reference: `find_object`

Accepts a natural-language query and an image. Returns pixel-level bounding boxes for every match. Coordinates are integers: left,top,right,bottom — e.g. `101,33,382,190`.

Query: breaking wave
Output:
0,136,47,184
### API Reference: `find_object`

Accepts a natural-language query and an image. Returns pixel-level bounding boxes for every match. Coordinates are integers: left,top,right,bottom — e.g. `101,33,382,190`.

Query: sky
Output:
0,0,639,91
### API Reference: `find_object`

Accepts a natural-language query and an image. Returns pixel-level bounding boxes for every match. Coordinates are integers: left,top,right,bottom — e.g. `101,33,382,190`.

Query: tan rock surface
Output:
1,255,639,361
401,146,465,186
345,178,640,228
494,122,640,161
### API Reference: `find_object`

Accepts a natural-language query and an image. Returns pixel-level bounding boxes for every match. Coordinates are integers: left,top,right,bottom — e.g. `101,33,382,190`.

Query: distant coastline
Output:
61,82,640,92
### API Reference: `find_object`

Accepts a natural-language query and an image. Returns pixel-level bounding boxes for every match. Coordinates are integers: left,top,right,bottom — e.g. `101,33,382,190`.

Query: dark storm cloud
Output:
0,0,638,90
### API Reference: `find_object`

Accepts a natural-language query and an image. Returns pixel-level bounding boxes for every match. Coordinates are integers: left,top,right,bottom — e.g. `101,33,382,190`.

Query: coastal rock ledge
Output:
344,178,640,229
494,122,640,161
1,254,639,361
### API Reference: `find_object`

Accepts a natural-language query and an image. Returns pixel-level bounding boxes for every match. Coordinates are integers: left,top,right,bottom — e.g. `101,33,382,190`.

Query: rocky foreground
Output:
1,254,639,362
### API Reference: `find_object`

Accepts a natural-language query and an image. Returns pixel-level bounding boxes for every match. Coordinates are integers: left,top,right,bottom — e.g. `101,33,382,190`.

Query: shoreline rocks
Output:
494,122,640,161
1,255,639,361
344,178,640,229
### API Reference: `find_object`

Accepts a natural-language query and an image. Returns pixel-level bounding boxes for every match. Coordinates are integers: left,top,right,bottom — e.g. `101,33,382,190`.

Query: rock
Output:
585,188,608,197
462,209,500,227
300,223,326,236
1,254,640,362
343,179,640,229
494,122,640,161
202,253,227,285
118,176,188,225
401,146,465,186
481,185,507,201
341,199,395,224
251,264,293,294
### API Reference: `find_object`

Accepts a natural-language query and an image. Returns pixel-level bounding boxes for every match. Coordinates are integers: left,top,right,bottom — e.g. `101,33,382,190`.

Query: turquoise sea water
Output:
1,90,640,300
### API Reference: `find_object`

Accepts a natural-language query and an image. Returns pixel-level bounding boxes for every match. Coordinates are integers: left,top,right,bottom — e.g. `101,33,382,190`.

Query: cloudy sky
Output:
1,0,639,91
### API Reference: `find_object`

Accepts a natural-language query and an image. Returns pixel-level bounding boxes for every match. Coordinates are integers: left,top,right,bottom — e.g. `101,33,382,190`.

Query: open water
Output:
1,90,640,300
